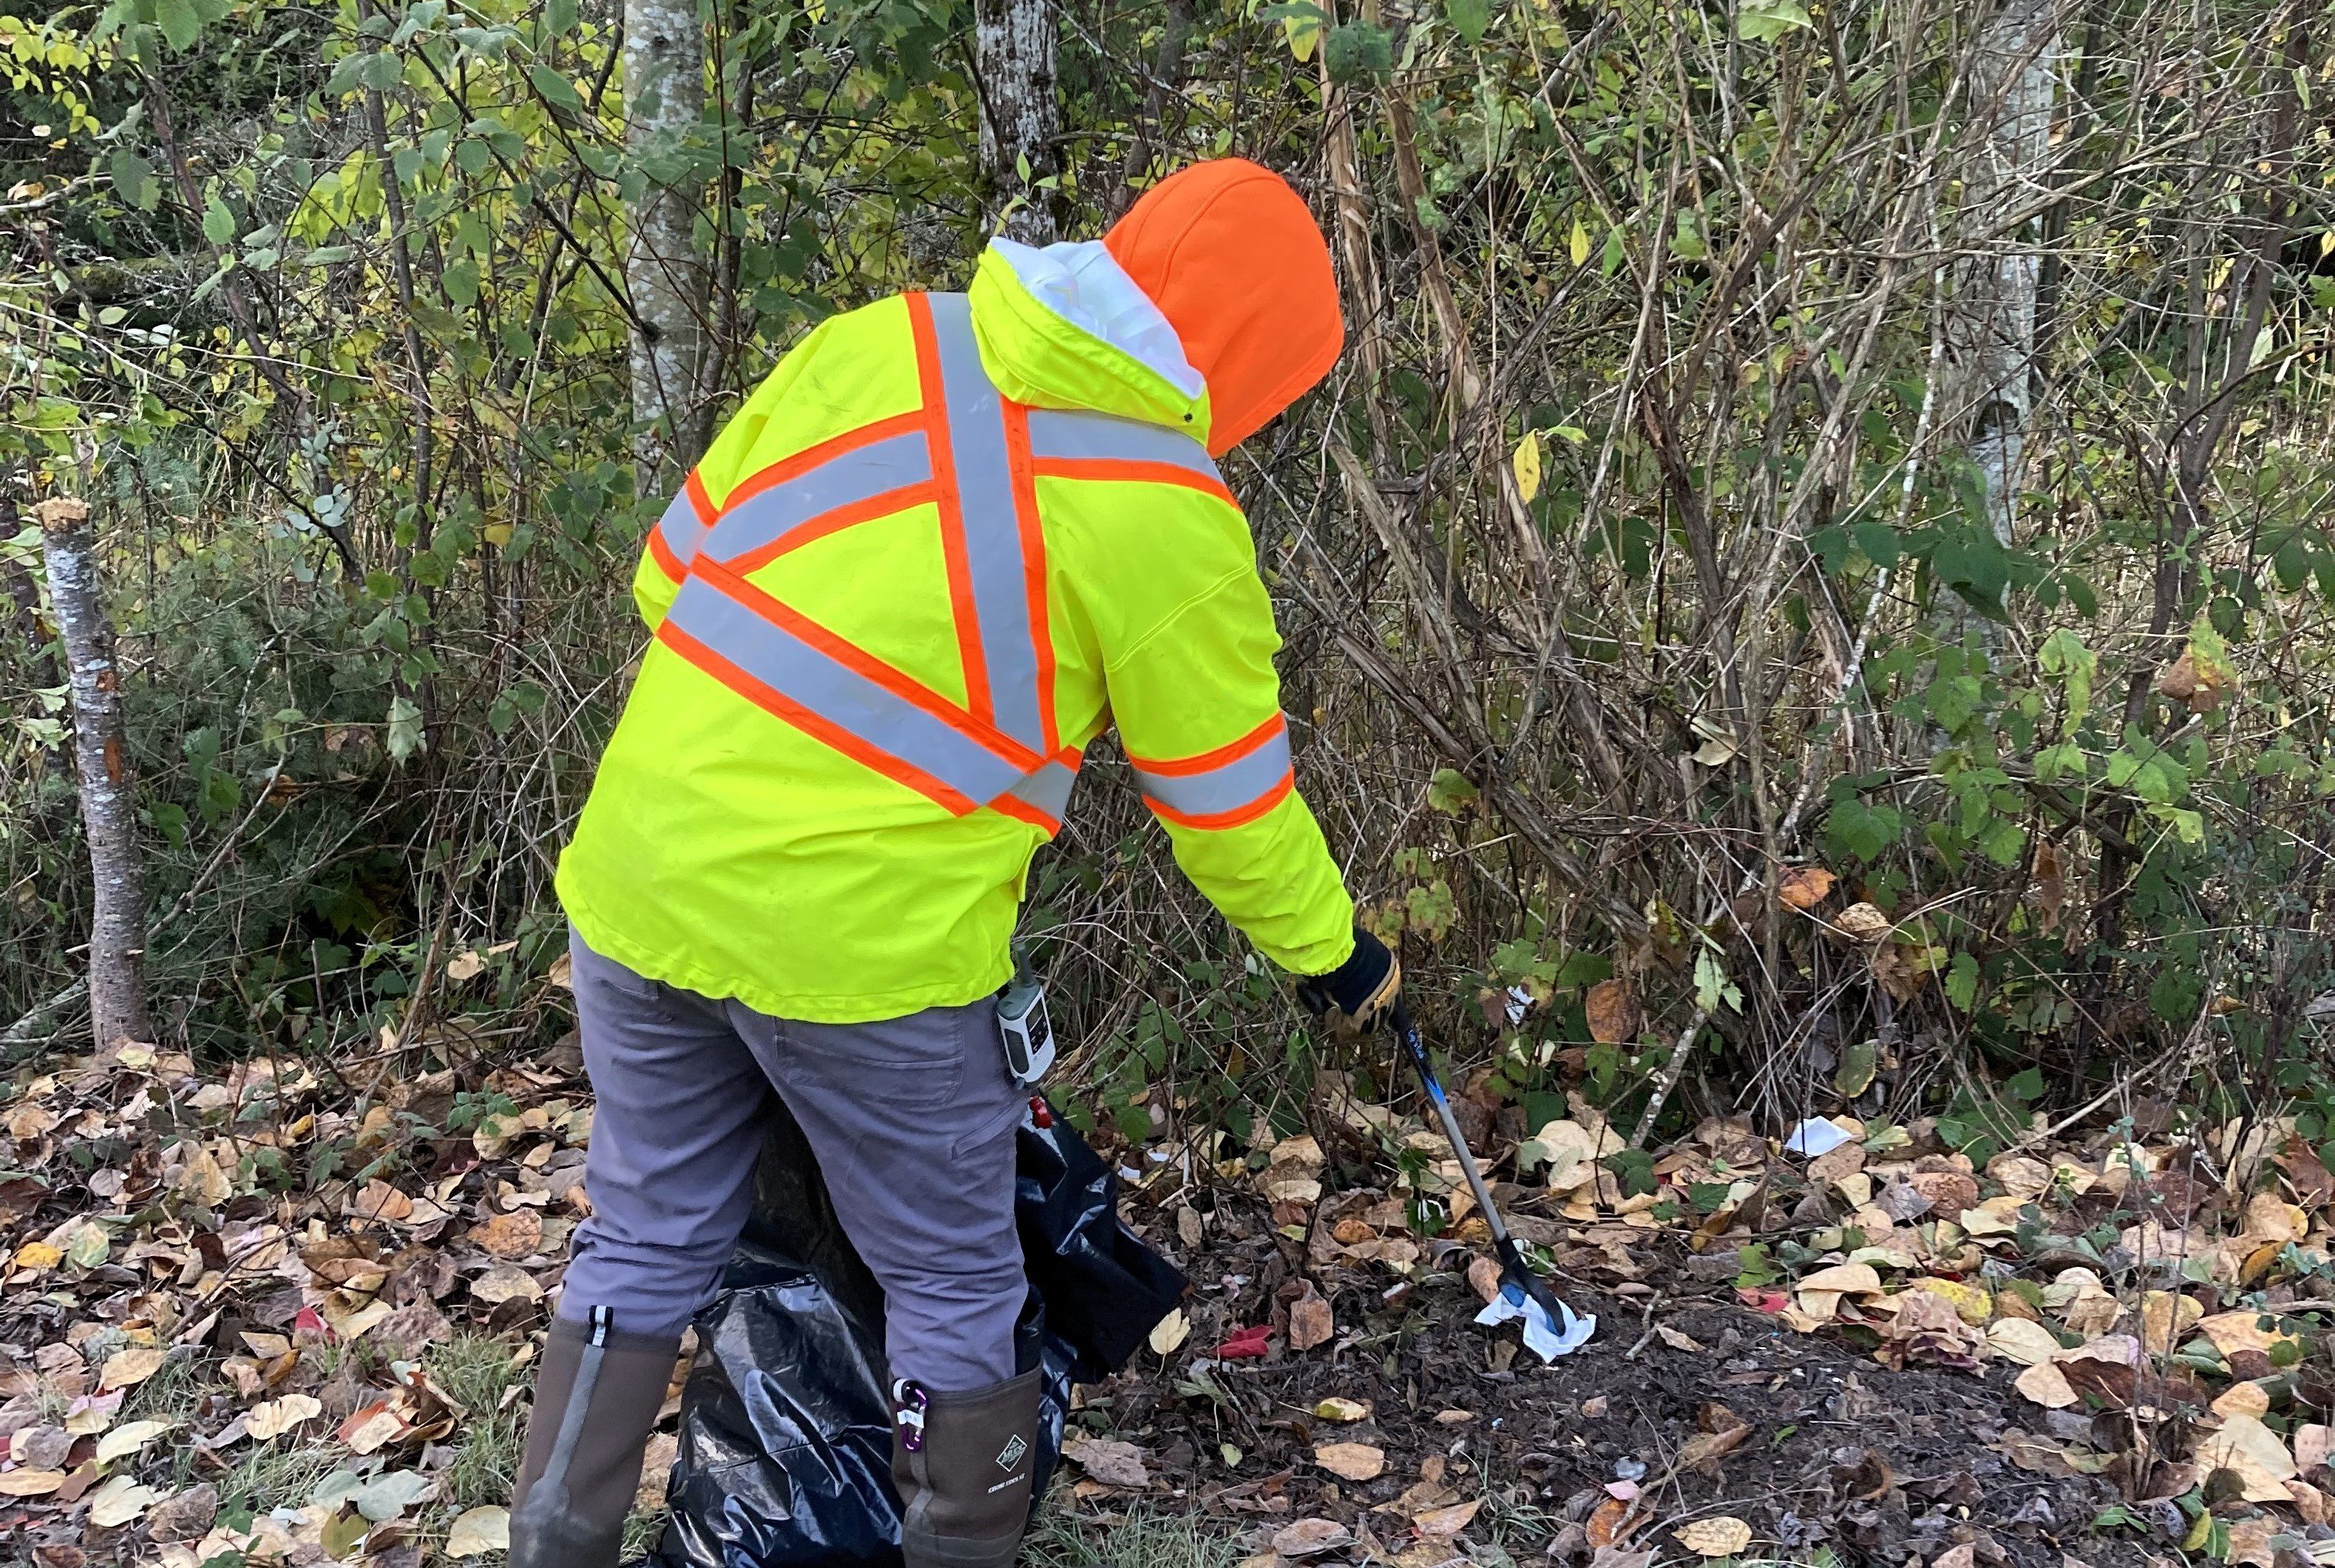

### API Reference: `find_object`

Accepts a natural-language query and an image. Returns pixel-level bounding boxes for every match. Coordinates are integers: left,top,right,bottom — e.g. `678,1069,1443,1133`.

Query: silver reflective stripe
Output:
700,430,933,564
1025,408,1222,482
1134,720,1294,824
654,484,710,568
927,294,1048,755
1004,755,1079,824
666,574,1032,808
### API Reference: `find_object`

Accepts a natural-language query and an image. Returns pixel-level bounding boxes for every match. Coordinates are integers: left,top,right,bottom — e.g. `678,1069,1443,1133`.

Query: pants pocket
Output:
791,1008,972,1111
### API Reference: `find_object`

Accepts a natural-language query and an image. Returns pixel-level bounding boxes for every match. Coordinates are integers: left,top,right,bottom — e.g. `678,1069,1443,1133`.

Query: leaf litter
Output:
12,1025,2335,1565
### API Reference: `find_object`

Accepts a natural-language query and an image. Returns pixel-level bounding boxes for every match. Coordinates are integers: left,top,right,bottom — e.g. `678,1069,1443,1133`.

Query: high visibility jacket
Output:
556,242,1356,1022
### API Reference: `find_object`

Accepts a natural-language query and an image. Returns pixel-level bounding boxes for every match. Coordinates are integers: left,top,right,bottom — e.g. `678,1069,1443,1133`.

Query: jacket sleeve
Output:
1104,565,1356,977
629,320,836,631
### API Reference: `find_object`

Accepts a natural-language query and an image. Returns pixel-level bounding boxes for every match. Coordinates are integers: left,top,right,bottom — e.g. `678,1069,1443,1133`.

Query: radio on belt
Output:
996,957,1055,1089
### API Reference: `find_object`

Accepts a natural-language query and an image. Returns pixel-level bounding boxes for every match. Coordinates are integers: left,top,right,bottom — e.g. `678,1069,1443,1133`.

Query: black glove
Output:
1297,926,1401,1035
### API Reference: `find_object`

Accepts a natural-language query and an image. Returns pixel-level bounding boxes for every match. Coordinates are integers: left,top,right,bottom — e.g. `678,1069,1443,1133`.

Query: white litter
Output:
1476,1286,1597,1360
1783,1117,1855,1157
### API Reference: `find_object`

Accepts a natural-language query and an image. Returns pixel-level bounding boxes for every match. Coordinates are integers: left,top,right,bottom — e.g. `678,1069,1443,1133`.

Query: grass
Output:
1024,1505,1246,1568
428,1332,528,1512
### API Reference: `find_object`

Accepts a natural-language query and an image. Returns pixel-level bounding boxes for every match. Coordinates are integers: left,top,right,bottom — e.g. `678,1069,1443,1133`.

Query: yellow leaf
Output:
1676,1516,1754,1556
1512,430,1543,503
2194,1413,2297,1503
446,1506,510,1558
12,1240,63,1273
246,1394,324,1440
1313,1397,1372,1422
94,1419,174,1465
1146,1307,1190,1357
100,1346,166,1389
1570,218,1591,267
1283,12,1320,61
86,1475,158,1527
0,1469,66,1496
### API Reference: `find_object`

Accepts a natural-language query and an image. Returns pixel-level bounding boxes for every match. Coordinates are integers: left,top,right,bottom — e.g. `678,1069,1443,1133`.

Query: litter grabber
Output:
1388,1001,1596,1360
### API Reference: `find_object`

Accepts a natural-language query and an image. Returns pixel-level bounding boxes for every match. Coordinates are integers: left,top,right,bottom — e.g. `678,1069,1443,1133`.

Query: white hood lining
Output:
986,237,1206,401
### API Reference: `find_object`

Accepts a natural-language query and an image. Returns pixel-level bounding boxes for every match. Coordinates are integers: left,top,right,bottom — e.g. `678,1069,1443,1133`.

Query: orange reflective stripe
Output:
647,469,718,583
655,619,981,816
1029,455,1237,507
1146,773,1295,831
720,482,936,577
1130,713,1295,830
647,522,690,584
1002,403,1058,755
1125,712,1286,777
907,291,994,730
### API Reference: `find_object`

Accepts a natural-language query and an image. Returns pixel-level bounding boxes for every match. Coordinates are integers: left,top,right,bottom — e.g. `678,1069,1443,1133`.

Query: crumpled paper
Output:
1476,1282,1596,1360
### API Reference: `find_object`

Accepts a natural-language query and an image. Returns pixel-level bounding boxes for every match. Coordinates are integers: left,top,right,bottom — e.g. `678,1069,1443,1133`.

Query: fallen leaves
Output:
1061,1435,1151,1489
1147,1306,1191,1356
97,1346,164,1390
1288,1284,1335,1353
446,1505,511,1557
1312,1441,1386,1482
2196,1413,2299,1503
1271,1518,1354,1557
1674,1515,1754,1556
245,1393,324,1440
1313,1396,1372,1422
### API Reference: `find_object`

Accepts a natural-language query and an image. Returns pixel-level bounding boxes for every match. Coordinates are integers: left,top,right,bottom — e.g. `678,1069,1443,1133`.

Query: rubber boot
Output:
891,1371,1043,1568
509,1307,679,1568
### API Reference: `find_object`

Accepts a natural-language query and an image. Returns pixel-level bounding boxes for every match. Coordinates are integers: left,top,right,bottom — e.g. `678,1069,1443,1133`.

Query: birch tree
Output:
34,497,153,1052
1949,0,2061,612
625,0,710,479
974,0,1059,243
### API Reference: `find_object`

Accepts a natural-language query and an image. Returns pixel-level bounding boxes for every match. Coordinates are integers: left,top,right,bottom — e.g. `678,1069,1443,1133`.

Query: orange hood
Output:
1104,159,1344,457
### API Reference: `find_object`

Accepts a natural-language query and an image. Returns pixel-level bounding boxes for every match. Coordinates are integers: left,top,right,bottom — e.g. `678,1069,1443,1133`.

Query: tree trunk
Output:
34,497,154,1052
974,0,1059,243
625,0,710,482
1950,0,2059,582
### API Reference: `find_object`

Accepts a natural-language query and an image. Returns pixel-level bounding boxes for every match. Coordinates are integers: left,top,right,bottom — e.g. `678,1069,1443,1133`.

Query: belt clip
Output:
892,1378,930,1453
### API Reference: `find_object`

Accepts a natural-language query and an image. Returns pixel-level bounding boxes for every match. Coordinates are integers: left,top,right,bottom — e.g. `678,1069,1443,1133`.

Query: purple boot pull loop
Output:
891,1378,930,1454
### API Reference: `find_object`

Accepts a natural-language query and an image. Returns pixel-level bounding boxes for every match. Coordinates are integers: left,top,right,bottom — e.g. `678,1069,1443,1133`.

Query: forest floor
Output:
4,1024,2332,1568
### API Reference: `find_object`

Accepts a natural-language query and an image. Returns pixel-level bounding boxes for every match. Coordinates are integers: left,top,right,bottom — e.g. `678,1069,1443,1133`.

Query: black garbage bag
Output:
647,1096,1184,1568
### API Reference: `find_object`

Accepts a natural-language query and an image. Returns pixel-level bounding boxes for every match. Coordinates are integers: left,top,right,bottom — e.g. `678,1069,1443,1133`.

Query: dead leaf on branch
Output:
1586,979,1640,1044
1778,866,1837,909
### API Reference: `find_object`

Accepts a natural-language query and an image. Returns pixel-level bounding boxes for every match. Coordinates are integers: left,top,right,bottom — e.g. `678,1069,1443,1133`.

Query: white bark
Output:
625,0,710,480
34,497,154,1052
975,0,1059,243
1954,0,2060,556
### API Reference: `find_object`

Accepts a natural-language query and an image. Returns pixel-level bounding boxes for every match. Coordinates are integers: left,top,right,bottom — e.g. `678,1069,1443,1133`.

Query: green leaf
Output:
1833,1040,1878,1098
544,0,577,34
385,696,426,763
529,63,582,112
202,195,236,246
110,150,160,212
1738,0,1812,40
1425,768,1479,814
154,0,202,50
1323,20,1394,84
1445,0,1492,42
1944,952,1981,1012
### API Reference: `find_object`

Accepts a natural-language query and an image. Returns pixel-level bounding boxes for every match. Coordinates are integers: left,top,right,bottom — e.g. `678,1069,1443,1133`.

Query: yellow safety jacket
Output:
556,244,1355,1021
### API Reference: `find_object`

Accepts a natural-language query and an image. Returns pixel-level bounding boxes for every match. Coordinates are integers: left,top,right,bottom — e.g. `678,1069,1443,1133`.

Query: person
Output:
509,157,1402,1568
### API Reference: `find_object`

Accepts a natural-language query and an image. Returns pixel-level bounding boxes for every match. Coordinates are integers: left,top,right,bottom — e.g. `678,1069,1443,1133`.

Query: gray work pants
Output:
557,930,1029,1391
